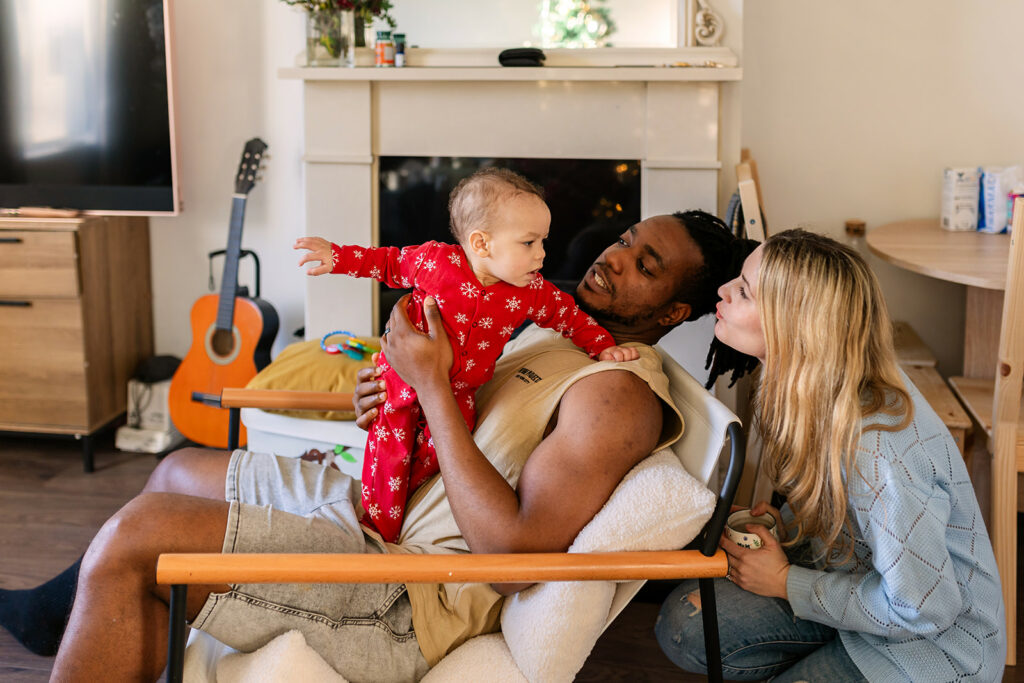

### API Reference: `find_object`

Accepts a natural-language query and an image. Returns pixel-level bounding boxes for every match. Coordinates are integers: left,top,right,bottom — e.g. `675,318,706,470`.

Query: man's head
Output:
575,210,748,346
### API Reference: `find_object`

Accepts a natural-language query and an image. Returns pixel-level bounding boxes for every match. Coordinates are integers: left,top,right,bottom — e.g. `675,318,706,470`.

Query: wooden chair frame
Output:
160,388,745,682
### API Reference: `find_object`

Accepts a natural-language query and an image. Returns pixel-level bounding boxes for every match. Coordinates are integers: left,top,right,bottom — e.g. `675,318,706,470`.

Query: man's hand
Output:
720,526,791,600
294,236,334,276
352,355,384,431
380,295,453,392
598,345,639,362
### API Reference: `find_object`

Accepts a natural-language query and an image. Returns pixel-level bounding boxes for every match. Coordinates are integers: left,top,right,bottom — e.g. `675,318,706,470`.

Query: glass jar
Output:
375,30,394,67
306,9,355,67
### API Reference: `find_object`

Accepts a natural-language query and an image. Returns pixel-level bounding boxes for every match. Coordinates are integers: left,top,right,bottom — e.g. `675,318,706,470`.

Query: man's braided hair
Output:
670,210,761,389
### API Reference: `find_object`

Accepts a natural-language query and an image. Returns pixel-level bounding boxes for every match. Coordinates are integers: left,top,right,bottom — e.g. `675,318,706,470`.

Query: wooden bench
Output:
948,376,1024,512
893,320,938,368
893,321,971,460
902,365,972,458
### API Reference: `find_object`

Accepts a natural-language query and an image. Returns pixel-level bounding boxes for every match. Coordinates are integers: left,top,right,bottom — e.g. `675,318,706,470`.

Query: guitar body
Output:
169,294,279,448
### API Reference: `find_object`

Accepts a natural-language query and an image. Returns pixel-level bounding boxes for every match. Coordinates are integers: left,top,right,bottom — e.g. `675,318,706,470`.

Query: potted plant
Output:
282,0,395,66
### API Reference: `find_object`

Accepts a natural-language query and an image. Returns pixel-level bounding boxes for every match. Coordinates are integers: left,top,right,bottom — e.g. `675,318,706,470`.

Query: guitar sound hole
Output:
211,329,236,357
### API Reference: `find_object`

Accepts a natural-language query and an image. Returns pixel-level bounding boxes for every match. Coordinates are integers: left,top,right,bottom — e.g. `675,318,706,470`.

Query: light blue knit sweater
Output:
784,374,1006,682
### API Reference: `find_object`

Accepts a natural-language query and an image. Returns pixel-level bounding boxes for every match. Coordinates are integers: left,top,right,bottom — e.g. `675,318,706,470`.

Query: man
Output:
25,211,754,681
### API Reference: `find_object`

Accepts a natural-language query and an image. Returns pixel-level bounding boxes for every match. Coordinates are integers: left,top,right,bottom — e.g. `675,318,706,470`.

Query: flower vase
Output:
306,9,356,67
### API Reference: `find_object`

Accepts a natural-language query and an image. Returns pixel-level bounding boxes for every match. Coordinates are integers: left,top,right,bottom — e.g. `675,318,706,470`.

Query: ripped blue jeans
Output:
655,577,867,682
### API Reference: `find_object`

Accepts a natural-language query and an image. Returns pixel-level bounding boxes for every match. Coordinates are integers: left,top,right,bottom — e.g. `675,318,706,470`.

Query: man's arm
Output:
381,297,663,558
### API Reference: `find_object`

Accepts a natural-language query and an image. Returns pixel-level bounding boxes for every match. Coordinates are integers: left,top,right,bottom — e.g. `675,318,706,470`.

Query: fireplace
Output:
377,155,641,326
281,46,740,382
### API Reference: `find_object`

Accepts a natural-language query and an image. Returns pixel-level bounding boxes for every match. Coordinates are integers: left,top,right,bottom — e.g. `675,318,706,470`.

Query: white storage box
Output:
241,408,366,481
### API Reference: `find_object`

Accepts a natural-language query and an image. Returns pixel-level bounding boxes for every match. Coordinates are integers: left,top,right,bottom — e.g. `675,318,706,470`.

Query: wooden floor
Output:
0,430,1021,681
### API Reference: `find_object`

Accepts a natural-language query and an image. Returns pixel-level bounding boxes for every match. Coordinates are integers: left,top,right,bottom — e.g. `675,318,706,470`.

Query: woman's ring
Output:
384,327,391,335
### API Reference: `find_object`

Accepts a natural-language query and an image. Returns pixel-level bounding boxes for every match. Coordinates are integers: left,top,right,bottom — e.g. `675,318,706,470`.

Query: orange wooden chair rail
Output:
157,549,728,586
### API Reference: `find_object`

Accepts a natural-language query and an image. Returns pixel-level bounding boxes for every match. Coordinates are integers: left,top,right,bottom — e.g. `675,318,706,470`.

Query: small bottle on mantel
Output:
393,33,406,67
845,218,866,253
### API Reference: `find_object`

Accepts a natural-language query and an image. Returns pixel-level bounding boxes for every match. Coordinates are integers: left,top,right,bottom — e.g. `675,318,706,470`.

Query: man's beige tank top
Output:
376,325,684,666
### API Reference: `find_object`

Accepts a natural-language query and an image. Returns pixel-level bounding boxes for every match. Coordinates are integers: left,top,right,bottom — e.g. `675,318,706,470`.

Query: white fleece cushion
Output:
214,630,348,683
499,449,715,683
421,633,527,683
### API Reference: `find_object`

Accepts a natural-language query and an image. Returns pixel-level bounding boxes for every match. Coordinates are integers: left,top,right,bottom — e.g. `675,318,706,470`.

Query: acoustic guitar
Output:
169,138,279,448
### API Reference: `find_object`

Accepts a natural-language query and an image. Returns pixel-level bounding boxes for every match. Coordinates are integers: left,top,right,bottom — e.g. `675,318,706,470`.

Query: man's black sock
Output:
0,557,81,656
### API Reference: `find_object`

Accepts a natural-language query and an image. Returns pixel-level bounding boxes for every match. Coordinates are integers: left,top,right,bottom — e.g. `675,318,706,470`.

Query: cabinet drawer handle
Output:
0,300,32,307
0,237,24,244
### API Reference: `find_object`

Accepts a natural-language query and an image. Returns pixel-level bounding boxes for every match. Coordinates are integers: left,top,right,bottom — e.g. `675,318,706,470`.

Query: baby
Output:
294,167,637,542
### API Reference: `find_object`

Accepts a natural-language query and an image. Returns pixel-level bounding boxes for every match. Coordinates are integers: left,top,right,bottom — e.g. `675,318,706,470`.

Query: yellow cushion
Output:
245,336,379,421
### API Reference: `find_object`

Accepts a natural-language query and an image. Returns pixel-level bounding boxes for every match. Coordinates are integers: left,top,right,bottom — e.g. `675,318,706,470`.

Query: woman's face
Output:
715,244,766,362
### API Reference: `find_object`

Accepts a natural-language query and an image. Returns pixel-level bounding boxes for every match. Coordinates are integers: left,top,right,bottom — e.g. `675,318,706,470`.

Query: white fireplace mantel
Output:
281,47,740,380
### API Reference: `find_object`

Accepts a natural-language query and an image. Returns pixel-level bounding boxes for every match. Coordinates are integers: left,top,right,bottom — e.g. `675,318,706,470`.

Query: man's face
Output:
575,215,702,331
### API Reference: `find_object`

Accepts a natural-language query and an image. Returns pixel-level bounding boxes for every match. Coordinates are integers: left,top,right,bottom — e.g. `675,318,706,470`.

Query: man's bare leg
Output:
143,447,233,499
50,492,231,682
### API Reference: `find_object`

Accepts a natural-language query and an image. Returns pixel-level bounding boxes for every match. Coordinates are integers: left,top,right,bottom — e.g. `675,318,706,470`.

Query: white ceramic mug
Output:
725,510,779,549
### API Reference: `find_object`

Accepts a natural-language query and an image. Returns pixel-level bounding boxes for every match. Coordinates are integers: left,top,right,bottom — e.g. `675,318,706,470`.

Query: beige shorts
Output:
190,449,430,682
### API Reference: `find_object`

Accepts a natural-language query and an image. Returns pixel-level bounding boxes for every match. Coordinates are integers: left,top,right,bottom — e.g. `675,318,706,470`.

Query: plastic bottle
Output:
394,33,406,67
375,30,394,67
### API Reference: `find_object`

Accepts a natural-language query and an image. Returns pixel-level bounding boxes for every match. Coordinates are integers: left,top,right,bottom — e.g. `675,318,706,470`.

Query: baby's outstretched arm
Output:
294,236,335,275
598,345,639,362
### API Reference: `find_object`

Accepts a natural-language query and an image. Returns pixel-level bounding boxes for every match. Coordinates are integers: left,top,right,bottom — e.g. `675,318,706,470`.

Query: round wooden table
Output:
867,219,1008,378
866,218,1008,290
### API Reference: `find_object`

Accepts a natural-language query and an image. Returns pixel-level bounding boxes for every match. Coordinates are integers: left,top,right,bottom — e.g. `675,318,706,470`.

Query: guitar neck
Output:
215,194,248,331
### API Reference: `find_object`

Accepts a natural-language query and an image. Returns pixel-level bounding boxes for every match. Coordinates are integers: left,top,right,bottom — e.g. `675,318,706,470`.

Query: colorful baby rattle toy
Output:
320,330,372,360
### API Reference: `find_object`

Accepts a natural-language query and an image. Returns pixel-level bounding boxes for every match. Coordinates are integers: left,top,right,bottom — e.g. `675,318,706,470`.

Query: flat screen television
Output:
0,0,180,215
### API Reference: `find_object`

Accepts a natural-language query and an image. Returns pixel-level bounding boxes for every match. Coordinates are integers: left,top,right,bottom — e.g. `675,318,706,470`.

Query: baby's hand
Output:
598,345,640,362
294,236,334,276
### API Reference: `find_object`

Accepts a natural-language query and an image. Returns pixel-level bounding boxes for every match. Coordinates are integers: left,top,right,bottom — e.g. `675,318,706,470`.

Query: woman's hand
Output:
380,295,453,393
750,500,787,542
721,525,791,600
352,354,384,431
294,236,334,275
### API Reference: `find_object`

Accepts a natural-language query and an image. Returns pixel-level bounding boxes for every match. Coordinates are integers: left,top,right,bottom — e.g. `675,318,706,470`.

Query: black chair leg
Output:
699,577,724,683
228,407,240,451
166,584,188,683
80,433,94,473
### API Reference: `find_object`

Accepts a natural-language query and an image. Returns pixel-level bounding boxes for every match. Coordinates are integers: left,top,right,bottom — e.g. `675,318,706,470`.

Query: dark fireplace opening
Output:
377,156,641,332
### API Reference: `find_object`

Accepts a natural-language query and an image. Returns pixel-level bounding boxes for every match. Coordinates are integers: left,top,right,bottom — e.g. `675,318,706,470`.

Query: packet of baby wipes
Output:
978,165,1022,233
941,167,979,231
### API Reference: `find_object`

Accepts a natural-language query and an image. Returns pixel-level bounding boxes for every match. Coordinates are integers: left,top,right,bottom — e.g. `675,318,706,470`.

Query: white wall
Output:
741,0,1024,375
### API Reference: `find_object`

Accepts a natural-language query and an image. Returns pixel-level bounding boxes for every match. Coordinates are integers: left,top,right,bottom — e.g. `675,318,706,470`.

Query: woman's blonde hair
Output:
754,229,912,564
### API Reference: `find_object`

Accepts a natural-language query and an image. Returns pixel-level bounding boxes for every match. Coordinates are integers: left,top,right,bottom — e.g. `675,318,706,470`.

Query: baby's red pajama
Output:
329,241,615,542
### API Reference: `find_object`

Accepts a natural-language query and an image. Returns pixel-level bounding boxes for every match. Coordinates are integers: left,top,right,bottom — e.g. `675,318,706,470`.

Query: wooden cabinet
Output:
0,216,153,470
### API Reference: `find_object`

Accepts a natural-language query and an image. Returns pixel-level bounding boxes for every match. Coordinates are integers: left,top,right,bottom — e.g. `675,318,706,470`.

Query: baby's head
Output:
448,168,551,287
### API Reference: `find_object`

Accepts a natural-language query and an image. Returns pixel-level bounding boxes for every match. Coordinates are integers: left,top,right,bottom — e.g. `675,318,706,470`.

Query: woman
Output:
656,230,1006,682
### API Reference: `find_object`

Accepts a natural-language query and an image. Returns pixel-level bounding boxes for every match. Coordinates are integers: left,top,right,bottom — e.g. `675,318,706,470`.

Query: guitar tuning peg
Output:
262,152,272,162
